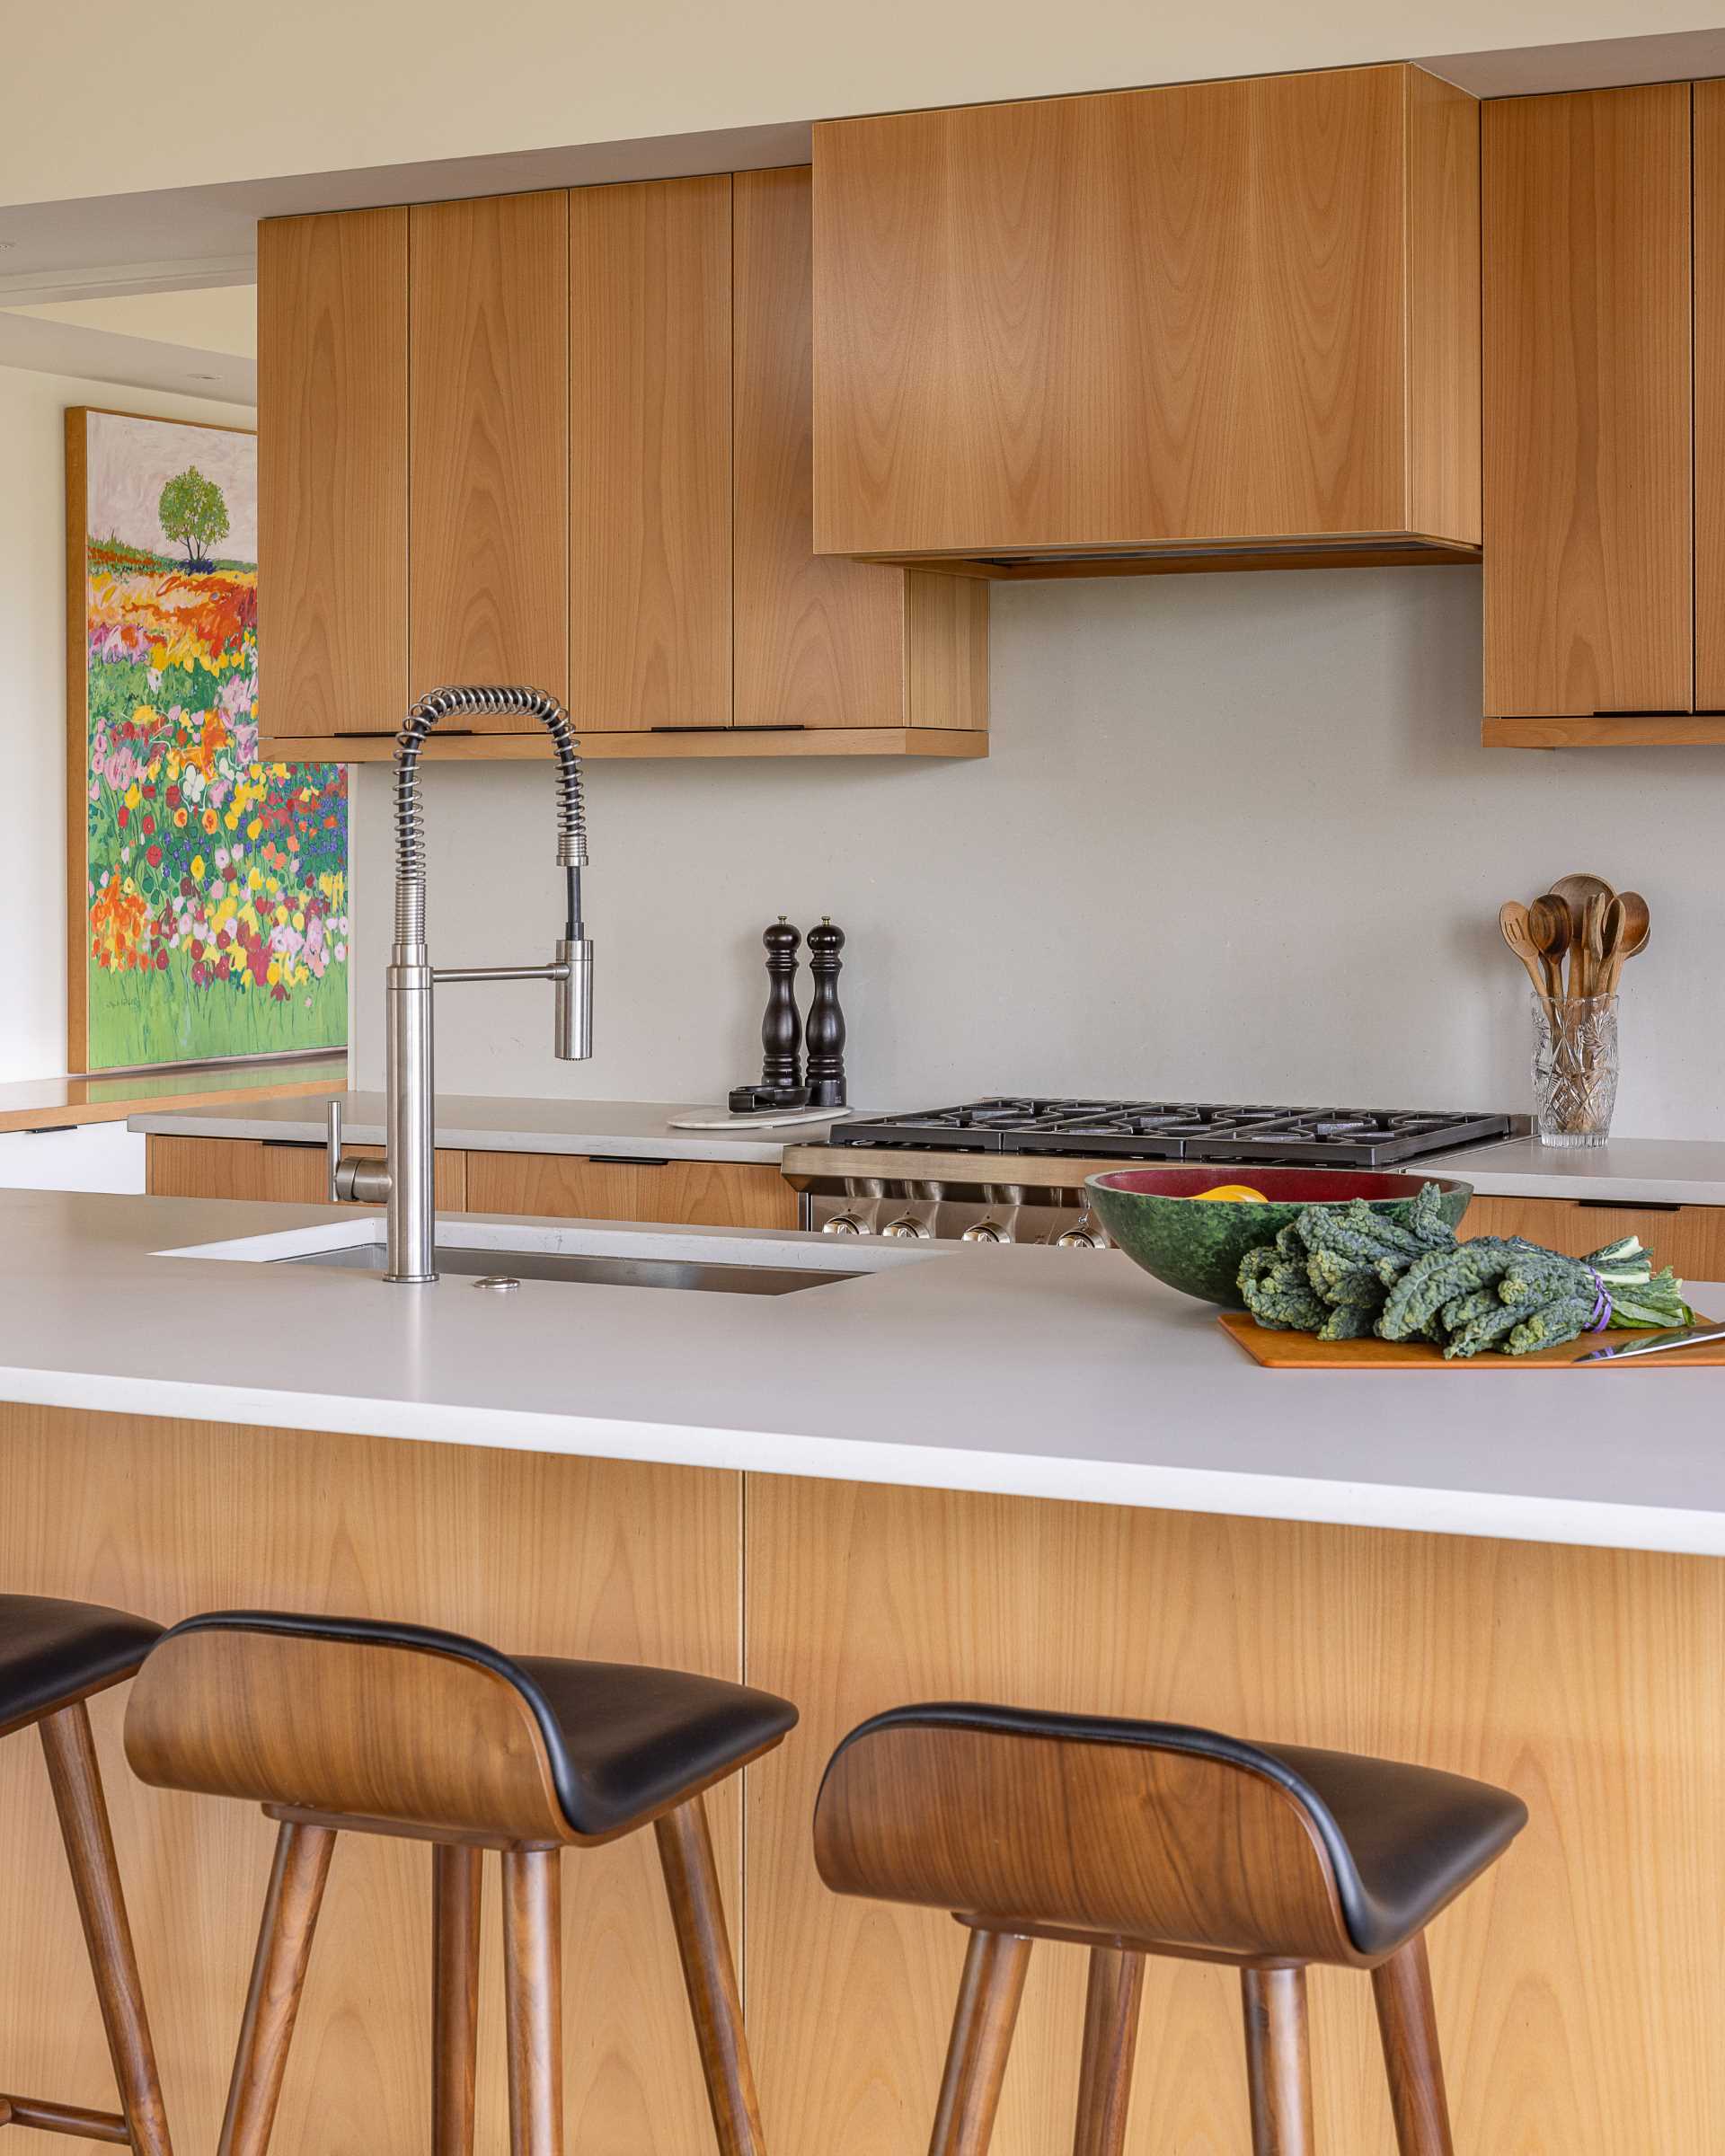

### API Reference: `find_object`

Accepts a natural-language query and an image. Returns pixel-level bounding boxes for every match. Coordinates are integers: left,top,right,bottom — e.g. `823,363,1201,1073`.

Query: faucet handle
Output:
553,936,593,1061
325,1099,343,1204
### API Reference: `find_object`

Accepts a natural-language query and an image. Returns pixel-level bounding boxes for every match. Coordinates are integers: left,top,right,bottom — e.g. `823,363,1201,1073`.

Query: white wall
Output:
0,365,253,1081
4,2,1717,207
350,567,1725,1140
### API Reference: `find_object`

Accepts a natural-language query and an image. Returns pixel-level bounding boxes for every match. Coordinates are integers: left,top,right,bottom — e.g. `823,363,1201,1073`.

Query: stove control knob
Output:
880,1214,933,1240
960,1219,1008,1243
1055,1226,1101,1248
822,1213,869,1236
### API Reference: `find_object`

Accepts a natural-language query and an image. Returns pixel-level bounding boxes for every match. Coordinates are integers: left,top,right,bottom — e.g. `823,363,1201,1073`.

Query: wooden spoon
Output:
1593,896,1626,1001
1577,892,1618,1001
1546,872,1615,997
1604,890,1649,994
1499,900,1555,1014
1527,895,1571,1003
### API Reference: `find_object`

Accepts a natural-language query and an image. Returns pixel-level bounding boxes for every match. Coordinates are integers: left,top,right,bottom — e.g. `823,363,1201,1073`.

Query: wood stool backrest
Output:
814,1721,1361,1965
124,1629,571,1845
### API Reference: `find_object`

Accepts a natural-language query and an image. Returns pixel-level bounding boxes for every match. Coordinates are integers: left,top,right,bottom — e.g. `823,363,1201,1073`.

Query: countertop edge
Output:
10,1361,1722,1560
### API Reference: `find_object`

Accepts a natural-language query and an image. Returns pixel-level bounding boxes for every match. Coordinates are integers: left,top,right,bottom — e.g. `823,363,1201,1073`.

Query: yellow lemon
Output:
1192,1184,1269,1204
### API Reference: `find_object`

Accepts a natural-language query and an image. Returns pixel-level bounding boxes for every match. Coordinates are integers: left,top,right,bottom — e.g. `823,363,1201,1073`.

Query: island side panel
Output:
743,1474,1725,2155
0,1404,742,2156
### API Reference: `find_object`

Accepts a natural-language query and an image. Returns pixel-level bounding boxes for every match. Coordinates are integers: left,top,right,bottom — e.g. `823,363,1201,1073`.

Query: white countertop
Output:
2,1188,1722,1560
128,1091,852,1165
1432,1135,1725,1206
127,1096,1725,1204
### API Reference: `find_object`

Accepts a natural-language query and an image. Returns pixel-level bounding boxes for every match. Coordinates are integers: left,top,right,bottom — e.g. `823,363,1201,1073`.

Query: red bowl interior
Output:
1089,1167,1467,1202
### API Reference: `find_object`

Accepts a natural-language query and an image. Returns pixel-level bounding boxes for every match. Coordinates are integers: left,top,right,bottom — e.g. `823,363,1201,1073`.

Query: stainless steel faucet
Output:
330,685,591,1282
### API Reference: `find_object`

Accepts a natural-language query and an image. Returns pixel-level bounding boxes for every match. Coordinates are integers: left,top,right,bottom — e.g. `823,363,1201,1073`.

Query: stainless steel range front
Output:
782,1098,1518,1246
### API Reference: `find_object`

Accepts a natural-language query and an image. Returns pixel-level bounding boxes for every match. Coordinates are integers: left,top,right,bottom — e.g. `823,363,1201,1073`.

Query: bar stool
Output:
122,1611,797,2156
813,1703,1527,2156
0,1595,171,2155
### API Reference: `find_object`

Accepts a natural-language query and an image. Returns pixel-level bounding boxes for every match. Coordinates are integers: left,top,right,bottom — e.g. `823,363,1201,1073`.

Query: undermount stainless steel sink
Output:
276,1241,858,1296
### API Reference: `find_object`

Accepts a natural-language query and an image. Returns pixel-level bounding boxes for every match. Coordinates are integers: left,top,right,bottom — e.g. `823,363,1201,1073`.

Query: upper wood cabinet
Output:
259,172,986,763
1482,85,1694,729
411,191,571,713
570,174,732,731
810,65,1481,574
257,208,409,741
1694,82,1725,714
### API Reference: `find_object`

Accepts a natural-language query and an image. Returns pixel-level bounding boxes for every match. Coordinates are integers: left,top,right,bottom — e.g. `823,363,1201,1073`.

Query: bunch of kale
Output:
1237,1183,1691,1357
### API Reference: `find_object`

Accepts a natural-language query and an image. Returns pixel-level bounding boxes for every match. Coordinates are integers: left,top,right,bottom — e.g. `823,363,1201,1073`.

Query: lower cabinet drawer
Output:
145,1135,468,1209
464,1151,797,1230
1463,1195,1725,1283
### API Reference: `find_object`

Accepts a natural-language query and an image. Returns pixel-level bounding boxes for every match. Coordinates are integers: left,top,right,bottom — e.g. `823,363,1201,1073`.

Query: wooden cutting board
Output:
1218,1311,1725,1369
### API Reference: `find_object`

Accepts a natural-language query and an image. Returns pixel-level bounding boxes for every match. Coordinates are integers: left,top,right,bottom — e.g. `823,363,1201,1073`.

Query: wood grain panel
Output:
465,1151,794,1232
0,1407,740,2156
744,1476,1725,2156
145,1134,466,1211
1694,81,1725,710
1463,1195,1725,1282
262,726,987,763
1482,85,1693,718
813,66,1438,559
257,210,408,745
906,571,989,731
1405,68,1482,546
569,176,731,731
634,1160,797,1232
411,192,569,710
734,166,907,728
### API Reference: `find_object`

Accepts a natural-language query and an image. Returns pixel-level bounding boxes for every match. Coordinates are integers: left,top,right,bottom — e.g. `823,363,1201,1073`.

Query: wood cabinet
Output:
465,1151,797,1232
1463,1194,1725,1284
569,175,732,732
411,191,571,711
259,172,986,764
144,1135,794,1232
811,65,1480,574
257,208,408,742
1694,81,1725,712
1482,85,1694,730
146,1135,468,1211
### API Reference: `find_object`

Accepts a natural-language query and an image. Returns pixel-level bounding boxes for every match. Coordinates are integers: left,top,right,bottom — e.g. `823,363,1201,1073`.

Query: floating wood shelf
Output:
261,728,987,765
1482,713,1725,748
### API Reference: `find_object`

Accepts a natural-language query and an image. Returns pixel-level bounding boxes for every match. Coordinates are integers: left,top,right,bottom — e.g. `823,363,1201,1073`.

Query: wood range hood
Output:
810,63,1482,579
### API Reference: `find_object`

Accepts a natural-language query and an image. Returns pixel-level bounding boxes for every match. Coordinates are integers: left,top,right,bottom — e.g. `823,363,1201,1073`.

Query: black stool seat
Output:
823,1701,1527,1960
152,1611,798,1840
0,1595,163,1736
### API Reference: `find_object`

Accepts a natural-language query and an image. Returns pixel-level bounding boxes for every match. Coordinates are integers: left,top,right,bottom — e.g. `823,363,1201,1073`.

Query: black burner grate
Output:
824,1099,1514,1168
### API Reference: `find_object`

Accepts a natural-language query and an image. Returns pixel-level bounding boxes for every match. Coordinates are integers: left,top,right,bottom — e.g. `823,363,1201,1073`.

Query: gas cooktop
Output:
822,1099,1516,1169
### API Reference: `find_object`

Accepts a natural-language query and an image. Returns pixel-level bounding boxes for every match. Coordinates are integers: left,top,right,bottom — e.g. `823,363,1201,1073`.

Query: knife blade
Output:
1578,1321,1725,1364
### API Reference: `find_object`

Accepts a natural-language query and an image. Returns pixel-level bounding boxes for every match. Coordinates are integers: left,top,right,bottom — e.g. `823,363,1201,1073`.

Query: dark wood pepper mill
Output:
729,917,812,1112
805,917,847,1109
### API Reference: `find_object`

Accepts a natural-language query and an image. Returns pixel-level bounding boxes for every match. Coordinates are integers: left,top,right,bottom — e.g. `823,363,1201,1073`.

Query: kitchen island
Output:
1,1187,1721,2154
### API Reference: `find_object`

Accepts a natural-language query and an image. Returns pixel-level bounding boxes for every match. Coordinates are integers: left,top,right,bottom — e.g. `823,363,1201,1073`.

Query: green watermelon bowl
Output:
1084,1167,1473,1311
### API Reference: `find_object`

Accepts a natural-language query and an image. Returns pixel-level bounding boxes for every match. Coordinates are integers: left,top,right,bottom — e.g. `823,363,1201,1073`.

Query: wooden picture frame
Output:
65,406,349,1074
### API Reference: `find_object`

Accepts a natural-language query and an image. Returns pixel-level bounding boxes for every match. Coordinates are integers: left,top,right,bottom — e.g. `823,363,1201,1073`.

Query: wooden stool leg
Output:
218,1820,336,2156
1241,1966,1314,2156
39,1701,173,2156
654,1796,766,2156
928,1930,1032,2156
501,1849,563,2156
432,1846,483,2156
1372,1933,1455,2156
1071,1947,1145,2156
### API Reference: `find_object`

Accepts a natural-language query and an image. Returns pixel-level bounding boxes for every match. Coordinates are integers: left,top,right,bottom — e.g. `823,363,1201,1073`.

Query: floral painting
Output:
69,410,349,1071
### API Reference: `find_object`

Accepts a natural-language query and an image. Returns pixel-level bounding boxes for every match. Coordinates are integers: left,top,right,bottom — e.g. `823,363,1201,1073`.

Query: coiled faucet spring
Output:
393,685,588,947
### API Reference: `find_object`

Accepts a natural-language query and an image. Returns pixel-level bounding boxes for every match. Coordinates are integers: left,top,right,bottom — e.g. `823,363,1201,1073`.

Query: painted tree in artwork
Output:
157,465,229,571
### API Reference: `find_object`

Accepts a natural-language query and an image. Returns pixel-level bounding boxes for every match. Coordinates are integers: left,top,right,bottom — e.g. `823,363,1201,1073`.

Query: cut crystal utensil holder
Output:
1532,994,1618,1148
